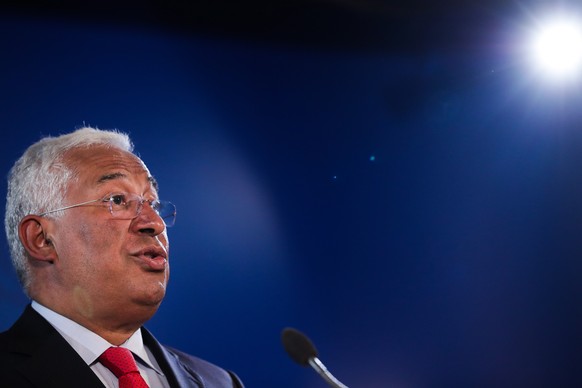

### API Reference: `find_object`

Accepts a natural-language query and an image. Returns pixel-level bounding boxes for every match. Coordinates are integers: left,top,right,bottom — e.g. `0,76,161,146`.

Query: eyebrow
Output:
97,173,159,191
149,176,159,191
97,172,127,183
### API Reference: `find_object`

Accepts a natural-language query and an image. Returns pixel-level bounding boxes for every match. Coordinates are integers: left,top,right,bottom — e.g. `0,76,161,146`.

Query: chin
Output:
141,283,167,307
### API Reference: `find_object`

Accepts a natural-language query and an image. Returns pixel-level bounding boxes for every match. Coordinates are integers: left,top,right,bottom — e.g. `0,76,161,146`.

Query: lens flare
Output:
530,16,582,80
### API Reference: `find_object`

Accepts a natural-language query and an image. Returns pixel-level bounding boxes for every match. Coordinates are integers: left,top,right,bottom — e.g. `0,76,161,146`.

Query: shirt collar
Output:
31,300,163,375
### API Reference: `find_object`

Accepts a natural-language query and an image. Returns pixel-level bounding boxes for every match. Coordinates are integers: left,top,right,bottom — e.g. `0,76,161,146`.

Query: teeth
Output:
138,248,165,259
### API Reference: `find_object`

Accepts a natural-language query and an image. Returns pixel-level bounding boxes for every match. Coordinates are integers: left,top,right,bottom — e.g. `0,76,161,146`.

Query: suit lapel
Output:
5,305,105,388
142,327,204,388
5,306,213,388
16,326,105,388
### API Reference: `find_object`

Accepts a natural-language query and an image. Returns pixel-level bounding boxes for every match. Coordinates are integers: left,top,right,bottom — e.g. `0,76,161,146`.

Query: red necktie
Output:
98,347,150,388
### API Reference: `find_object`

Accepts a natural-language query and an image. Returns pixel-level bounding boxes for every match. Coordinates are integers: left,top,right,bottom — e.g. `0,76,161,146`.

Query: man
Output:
0,127,243,387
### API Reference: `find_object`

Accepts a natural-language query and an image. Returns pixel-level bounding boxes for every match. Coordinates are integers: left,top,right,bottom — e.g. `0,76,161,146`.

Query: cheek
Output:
78,223,112,251
76,223,93,244
67,221,124,265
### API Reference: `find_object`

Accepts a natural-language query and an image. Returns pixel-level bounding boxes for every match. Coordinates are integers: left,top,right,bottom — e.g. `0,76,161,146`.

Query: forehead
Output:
63,145,158,191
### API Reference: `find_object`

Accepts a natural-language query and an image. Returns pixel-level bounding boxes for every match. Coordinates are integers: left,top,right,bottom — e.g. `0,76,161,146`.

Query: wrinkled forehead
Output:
61,145,158,192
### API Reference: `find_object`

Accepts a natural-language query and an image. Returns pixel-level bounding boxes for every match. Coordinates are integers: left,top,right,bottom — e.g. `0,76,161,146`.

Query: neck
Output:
31,296,153,346
93,327,139,346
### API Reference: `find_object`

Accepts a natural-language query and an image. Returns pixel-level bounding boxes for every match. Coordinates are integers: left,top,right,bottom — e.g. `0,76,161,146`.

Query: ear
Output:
18,215,58,263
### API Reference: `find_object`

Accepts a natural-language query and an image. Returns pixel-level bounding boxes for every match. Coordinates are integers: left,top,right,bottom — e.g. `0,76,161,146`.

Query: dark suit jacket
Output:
0,305,244,388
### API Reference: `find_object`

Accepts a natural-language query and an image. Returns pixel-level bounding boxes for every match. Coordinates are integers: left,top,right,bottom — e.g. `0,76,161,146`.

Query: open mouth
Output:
134,246,167,271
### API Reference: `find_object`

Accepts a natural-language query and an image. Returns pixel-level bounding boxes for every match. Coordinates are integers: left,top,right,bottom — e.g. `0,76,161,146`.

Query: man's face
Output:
46,145,170,327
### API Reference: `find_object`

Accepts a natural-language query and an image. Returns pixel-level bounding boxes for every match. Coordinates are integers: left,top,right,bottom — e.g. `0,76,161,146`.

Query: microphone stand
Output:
308,356,349,388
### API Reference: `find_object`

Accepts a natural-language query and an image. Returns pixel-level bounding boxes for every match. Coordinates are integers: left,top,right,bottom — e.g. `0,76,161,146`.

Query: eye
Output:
107,193,128,207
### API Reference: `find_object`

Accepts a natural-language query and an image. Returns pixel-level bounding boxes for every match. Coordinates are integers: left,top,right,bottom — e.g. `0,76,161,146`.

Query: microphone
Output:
281,327,349,388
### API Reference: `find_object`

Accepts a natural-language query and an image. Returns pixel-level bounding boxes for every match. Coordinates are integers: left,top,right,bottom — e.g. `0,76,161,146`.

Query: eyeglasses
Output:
38,192,176,227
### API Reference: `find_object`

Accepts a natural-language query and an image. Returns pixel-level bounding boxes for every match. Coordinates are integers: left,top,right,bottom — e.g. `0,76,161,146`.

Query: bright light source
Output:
529,16,582,80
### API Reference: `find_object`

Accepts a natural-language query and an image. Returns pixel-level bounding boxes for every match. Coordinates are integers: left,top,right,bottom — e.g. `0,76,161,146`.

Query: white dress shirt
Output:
32,301,170,388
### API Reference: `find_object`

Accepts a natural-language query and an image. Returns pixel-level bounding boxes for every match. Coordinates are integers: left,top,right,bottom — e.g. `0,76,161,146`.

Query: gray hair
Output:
4,127,134,293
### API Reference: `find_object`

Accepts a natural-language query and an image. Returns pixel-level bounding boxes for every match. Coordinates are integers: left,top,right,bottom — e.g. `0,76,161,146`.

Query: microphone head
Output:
281,327,318,366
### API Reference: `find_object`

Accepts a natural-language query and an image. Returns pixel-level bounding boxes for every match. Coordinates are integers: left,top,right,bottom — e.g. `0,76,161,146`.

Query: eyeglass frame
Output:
37,192,176,227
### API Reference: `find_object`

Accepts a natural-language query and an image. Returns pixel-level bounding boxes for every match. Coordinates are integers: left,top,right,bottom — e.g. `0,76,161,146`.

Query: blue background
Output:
2,2,582,387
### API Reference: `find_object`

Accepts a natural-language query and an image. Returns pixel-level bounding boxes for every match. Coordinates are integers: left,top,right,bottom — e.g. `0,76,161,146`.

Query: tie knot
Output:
99,347,140,377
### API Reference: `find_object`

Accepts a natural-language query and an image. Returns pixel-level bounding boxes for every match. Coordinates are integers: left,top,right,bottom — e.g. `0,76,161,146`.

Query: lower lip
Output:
139,256,167,271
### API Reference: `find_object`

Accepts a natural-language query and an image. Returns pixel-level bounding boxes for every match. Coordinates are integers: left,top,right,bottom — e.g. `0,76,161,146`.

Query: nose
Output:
131,200,166,235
